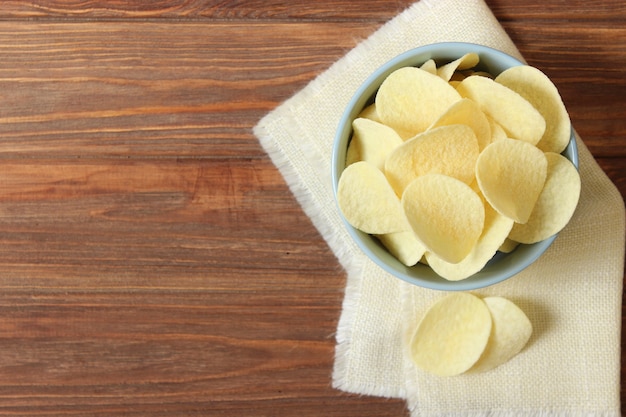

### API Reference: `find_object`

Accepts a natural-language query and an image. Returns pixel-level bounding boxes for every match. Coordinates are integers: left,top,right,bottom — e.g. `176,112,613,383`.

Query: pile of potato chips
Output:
338,53,581,281
409,292,532,376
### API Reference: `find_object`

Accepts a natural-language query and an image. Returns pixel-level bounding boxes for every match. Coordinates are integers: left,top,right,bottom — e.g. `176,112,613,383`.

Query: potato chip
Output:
396,130,418,141
338,161,410,234
496,65,571,153
357,103,383,123
419,59,437,75
345,137,360,167
376,230,426,267
429,98,492,151
437,52,480,82
409,292,492,376
426,201,514,281
476,138,548,224
402,174,484,263
357,103,415,140
487,116,507,143
498,238,520,254
508,152,581,243
376,66,462,137
470,297,532,373
384,124,479,196
345,118,403,170
456,75,546,145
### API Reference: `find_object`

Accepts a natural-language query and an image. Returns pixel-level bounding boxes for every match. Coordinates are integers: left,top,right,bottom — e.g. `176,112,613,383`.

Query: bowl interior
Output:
331,42,578,291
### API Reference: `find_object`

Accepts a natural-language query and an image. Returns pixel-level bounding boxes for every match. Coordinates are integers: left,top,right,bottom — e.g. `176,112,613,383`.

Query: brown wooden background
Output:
0,1,624,415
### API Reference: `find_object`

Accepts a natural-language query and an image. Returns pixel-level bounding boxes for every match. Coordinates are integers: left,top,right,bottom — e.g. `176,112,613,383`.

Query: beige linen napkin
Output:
253,0,625,415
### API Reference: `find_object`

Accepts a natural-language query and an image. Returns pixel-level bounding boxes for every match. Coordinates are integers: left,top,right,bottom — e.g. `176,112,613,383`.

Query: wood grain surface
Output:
0,1,623,415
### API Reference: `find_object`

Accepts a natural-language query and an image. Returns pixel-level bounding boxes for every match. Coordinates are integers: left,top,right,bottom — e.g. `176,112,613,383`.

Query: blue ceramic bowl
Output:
331,42,578,291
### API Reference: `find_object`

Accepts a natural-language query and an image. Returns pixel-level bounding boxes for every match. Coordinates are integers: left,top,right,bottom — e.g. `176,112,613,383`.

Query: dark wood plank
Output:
0,158,341,285
598,158,626,199
0,0,624,21
0,0,409,20
489,0,626,21
1,19,624,161
1,0,413,20
0,160,408,416
0,21,378,158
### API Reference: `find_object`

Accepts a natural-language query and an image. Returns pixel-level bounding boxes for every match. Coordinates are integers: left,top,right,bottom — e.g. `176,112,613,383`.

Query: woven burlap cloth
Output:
254,0,626,414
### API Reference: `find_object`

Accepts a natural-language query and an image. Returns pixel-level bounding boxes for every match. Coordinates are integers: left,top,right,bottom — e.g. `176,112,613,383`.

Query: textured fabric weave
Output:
253,0,625,414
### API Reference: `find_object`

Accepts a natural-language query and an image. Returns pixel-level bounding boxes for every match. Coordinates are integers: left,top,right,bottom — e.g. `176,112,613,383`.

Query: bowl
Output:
331,42,578,291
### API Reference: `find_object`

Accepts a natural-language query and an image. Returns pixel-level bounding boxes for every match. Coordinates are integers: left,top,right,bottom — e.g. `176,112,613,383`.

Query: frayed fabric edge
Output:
252,117,360,277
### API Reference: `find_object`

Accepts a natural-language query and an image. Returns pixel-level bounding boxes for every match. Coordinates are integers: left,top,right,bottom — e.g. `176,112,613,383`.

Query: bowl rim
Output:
331,42,579,291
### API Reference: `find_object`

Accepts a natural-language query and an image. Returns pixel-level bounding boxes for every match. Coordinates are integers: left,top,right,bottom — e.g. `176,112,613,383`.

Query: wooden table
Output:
0,1,623,415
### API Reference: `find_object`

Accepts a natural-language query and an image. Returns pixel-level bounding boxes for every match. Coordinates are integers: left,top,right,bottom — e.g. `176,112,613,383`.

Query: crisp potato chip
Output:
338,161,410,234
357,103,383,123
409,293,492,376
376,230,427,267
487,116,507,143
345,118,403,170
496,65,571,153
498,238,520,253
419,59,437,75
508,152,581,243
396,130,418,141
476,138,548,224
384,124,479,196
456,75,546,145
376,66,462,137
357,104,415,140
402,174,484,263
429,98,492,151
426,201,514,281
470,297,532,373
437,52,480,82
345,138,360,166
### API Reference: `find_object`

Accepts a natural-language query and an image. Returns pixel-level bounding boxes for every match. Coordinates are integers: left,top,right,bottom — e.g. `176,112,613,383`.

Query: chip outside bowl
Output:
331,42,578,291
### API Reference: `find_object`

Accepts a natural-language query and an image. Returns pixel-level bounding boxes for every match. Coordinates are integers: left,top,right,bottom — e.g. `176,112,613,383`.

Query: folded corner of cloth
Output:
253,0,625,415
